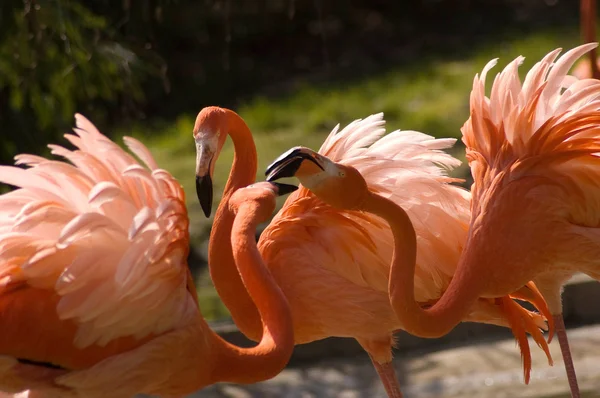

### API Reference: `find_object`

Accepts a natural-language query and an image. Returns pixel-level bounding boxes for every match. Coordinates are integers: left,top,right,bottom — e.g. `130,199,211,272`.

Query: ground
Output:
170,323,600,397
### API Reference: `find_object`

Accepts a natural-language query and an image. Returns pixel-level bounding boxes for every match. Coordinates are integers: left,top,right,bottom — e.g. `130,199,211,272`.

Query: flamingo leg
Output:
582,0,600,79
553,314,580,398
368,355,404,398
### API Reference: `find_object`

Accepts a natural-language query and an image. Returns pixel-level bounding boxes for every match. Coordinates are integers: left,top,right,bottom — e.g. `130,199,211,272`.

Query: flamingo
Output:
270,44,600,398
573,0,600,79
194,107,554,397
0,114,295,397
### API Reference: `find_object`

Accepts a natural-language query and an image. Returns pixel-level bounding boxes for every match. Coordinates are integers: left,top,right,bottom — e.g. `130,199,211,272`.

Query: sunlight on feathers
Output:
0,114,192,348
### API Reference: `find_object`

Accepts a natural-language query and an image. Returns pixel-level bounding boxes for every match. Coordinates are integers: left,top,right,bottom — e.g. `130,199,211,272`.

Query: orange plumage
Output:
461,43,600,297
461,42,600,398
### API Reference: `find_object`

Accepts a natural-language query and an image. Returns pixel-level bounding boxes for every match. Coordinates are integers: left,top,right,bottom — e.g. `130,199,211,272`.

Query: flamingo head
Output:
265,146,369,210
193,107,231,217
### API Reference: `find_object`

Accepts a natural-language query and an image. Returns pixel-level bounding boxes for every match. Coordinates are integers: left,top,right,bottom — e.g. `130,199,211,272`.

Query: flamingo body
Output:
258,121,508,353
461,43,600,303
573,0,600,80
0,115,294,397
461,43,600,398
379,43,600,398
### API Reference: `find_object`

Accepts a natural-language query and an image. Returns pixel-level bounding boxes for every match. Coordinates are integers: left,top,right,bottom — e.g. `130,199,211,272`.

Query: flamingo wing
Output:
0,114,193,353
260,113,553,377
462,43,600,221
260,113,470,303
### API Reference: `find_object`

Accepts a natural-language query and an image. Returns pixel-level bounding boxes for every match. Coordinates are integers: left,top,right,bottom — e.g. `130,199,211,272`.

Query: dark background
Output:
0,0,581,165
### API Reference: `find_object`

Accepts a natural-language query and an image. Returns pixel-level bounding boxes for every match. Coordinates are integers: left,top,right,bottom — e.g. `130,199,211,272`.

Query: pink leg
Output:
553,314,580,398
368,355,404,398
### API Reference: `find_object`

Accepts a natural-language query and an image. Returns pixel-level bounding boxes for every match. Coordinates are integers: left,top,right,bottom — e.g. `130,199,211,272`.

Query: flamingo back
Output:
0,114,194,350
261,113,470,303
462,43,600,226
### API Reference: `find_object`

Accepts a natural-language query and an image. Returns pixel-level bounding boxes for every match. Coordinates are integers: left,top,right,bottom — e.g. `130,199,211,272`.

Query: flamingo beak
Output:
271,182,299,196
195,173,213,218
195,140,215,218
265,147,324,182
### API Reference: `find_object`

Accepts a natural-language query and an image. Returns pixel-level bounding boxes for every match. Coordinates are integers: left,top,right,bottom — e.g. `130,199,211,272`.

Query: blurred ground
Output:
192,324,600,398
134,275,600,398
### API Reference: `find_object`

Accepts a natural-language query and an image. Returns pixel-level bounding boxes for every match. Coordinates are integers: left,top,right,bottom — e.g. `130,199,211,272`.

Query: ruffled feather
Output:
0,114,191,348
260,113,551,376
462,43,600,224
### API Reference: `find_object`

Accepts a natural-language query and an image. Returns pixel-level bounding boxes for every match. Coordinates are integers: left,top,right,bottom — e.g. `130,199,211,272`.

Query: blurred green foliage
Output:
1,0,583,167
0,0,168,164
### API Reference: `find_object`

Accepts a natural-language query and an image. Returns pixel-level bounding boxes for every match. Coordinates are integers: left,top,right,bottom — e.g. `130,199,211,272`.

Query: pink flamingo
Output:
0,115,295,397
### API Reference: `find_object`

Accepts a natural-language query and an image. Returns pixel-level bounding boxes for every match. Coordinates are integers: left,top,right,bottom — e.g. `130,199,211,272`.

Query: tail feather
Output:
510,282,555,342
499,296,553,384
463,44,600,225
464,44,600,170
501,296,532,384
0,114,191,348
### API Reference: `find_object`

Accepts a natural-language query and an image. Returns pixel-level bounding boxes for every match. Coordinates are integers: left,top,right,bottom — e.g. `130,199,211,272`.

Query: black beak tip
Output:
273,182,298,196
202,203,211,218
196,175,213,218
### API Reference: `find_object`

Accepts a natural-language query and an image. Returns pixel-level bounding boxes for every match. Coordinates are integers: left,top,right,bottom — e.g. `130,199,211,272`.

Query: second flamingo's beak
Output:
271,182,299,196
265,147,324,182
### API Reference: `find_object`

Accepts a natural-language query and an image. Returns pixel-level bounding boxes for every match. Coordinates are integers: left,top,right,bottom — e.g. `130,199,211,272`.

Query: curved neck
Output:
362,192,481,338
209,202,294,384
222,113,259,197
208,111,262,338
582,0,600,79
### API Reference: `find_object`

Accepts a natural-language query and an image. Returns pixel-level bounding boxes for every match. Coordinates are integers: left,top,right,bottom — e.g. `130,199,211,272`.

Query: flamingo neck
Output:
221,114,259,198
363,192,481,338
208,112,262,339
209,201,294,383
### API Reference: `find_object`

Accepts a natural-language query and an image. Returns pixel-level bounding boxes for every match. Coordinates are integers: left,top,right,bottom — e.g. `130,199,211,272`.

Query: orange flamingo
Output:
460,42,600,398
263,147,551,390
0,115,295,397
270,44,600,398
194,107,554,397
573,0,600,79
